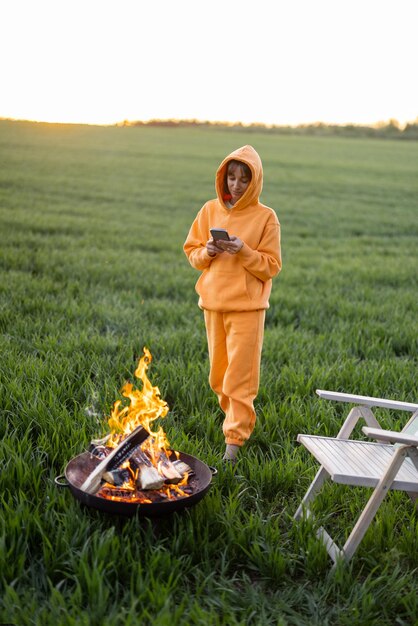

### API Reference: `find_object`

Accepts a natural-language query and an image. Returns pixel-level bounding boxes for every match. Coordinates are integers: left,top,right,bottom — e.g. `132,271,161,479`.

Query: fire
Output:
91,348,194,504
107,347,169,450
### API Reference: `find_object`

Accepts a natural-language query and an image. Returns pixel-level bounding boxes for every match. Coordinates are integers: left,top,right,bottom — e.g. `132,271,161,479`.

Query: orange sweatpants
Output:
203,309,266,446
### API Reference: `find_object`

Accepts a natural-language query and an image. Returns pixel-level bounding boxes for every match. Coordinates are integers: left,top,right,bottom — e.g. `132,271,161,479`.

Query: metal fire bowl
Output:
56,450,215,517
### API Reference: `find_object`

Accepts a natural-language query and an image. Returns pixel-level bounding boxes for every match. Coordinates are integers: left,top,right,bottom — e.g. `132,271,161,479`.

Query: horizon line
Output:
1,115,416,130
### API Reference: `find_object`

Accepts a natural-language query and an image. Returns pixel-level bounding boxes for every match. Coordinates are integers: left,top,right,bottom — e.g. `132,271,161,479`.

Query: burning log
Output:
138,466,165,491
130,448,165,490
102,468,131,487
159,462,182,484
172,459,194,478
89,434,112,459
89,445,111,460
80,425,149,494
90,434,111,447
157,450,183,484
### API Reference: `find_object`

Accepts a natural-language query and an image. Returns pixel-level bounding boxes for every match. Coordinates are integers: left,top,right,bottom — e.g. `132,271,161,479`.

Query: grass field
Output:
1,119,417,625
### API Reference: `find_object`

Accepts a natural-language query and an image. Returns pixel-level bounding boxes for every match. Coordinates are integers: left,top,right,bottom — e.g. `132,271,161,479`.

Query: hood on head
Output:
215,145,263,208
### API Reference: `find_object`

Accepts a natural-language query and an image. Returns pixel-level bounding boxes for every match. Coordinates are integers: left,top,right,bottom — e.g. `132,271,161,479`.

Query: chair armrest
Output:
363,427,418,446
316,390,418,412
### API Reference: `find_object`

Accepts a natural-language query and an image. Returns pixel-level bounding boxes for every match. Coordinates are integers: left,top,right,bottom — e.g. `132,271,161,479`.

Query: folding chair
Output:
294,390,418,566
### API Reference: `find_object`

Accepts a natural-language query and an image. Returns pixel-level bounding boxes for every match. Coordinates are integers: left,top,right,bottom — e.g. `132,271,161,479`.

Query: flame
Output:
107,347,169,448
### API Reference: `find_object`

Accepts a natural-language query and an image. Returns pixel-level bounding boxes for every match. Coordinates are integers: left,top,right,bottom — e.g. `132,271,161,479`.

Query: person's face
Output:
226,164,250,204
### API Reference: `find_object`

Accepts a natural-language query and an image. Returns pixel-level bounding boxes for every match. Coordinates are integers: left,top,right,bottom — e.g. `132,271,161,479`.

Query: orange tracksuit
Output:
183,145,282,446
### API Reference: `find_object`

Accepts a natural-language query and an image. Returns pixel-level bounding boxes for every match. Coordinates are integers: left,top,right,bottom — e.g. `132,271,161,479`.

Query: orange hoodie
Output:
183,145,282,312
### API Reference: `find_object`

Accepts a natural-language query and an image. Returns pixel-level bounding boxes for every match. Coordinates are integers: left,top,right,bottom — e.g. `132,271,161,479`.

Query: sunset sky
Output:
1,0,417,127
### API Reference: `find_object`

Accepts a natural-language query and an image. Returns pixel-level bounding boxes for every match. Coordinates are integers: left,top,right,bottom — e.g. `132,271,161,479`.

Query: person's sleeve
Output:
183,207,214,270
238,219,281,281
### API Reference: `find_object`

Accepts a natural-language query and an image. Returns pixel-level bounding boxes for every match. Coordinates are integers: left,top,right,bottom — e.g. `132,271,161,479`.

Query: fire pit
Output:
57,449,214,517
56,349,216,516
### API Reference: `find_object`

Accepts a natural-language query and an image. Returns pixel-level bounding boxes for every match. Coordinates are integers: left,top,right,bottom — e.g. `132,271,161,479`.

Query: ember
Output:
85,348,194,504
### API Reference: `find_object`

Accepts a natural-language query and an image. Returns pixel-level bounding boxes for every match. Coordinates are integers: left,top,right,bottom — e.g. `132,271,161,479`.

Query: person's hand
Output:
214,235,243,255
206,238,224,257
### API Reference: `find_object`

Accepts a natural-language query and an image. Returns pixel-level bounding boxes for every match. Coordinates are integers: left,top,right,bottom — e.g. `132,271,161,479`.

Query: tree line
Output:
119,117,418,140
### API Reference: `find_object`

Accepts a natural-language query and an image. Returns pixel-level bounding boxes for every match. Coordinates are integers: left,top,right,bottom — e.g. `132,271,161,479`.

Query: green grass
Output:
0,119,417,625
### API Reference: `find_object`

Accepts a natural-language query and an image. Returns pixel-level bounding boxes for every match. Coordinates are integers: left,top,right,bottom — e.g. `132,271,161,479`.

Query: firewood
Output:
129,447,152,470
80,425,149,494
129,448,165,490
157,450,183,484
137,465,165,490
90,434,111,447
89,445,111,460
102,468,131,486
172,459,194,478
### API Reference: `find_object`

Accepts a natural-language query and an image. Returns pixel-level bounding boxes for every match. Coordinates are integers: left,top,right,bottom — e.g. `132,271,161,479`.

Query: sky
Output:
1,0,417,127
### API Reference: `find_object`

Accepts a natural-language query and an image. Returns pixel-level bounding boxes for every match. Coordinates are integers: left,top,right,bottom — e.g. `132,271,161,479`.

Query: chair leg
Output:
294,466,329,521
294,467,347,562
316,526,344,563
337,446,408,564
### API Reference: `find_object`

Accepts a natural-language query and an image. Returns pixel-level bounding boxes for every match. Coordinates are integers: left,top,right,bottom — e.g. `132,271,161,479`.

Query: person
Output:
183,145,282,464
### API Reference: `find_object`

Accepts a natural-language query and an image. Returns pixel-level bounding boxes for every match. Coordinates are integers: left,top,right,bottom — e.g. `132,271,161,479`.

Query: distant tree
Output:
402,119,418,139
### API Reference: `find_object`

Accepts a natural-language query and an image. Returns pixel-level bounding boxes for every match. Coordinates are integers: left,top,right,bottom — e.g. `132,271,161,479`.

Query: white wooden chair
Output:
294,389,418,566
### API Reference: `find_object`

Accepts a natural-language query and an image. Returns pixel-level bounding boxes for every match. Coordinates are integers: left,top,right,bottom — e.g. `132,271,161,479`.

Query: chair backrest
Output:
402,409,418,437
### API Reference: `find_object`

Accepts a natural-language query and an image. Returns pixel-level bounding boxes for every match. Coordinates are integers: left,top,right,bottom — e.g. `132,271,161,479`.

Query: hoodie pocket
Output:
245,271,264,300
196,269,249,307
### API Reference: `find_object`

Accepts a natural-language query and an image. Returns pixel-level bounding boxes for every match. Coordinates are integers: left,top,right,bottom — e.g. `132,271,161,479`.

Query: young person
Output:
183,145,282,463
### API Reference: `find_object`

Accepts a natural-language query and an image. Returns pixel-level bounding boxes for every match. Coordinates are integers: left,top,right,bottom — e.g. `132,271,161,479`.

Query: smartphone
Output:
210,228,230,241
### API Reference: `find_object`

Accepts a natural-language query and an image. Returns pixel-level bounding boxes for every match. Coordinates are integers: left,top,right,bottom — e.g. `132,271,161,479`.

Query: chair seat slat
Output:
298,435,418,491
